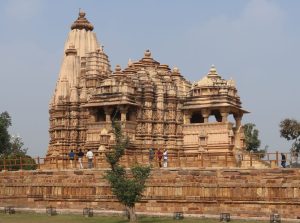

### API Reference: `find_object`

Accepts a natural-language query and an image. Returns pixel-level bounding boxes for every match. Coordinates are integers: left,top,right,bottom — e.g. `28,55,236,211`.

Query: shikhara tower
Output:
47,12,247,161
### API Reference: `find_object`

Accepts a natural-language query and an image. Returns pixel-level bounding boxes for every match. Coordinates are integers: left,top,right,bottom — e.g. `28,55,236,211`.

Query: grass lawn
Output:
0,212,276,223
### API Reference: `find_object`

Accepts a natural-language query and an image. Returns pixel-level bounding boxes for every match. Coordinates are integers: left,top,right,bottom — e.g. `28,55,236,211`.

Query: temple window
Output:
190,112,204,123
210,110,222,122
96,108,105,122
111,108,121,121
126,110,136,121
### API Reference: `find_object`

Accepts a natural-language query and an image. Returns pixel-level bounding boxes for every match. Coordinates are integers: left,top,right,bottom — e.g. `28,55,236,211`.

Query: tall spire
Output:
71,10,94,31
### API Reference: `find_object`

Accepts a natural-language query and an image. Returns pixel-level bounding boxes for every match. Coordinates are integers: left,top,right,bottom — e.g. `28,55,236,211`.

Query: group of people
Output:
68,149,94,169
149,148,168,168
69,148,168,169
68,148,288,169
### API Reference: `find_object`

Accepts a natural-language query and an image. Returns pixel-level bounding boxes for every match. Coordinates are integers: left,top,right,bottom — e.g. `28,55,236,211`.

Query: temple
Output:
1,12,298,221
47,11,248,165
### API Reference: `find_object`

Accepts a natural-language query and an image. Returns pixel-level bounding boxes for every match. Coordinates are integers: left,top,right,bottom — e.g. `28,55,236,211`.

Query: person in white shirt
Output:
163,149,168,168
86,149,94,169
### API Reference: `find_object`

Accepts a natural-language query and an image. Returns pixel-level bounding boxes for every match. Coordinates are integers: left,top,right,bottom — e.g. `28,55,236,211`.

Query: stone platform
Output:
0,168,299,220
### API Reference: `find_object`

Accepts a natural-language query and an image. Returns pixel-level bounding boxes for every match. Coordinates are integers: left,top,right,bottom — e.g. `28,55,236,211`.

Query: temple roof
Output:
71,10,94,31
194,65,236,88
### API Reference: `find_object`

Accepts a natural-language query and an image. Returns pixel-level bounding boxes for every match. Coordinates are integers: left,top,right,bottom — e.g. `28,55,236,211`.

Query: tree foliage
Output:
10,135,28,155
0,111,36,170
0,153,37,171
279,118,300,155
0,111,12,154
105,122,151,222
243,123,267,157
243,123,261,152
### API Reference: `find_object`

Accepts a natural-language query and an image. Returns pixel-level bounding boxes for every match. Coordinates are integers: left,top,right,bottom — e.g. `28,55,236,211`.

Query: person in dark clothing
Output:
157,149,162,168
281,153,286,168
149,148,155,165
69,150,75,168
77,149,84,169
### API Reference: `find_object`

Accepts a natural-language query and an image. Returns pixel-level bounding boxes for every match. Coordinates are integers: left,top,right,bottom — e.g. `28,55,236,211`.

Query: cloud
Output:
4,0,43,21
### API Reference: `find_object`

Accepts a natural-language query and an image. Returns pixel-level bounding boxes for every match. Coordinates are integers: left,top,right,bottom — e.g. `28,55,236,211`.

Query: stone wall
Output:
0,168,299,219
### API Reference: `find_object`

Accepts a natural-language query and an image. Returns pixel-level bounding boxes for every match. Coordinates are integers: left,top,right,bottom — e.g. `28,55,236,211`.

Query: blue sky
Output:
0,0,299,156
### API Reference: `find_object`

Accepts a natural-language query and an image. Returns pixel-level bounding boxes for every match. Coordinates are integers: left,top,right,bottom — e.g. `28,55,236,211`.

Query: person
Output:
157,149,162,168
235,150,242,168
69,150,75,168
149,148,155,165
86,149,94,169
163,149,168,168
281,153,286,168
77,149,84,169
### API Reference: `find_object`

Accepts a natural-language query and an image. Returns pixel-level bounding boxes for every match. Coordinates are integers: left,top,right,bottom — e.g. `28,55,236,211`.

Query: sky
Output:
0,0,299,157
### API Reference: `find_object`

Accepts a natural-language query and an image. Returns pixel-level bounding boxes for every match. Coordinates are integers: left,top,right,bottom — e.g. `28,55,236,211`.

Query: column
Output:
104,107,113,123
183,110,191,124
220,109,229,123
120,106,128,122
201,109,210,123
234,114,243,128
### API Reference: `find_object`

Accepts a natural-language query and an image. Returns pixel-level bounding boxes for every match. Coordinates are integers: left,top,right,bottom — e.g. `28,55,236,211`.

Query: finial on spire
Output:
115,64,121,72
173,67,179,73
71,10,94,31
128,58,133,66
208,64,218,76
144,49,151,58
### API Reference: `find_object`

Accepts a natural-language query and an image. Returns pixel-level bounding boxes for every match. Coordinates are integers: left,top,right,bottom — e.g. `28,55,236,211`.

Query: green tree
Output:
0,111,12,154
0,111,36,170
105,122,151,222
279,118,300,155
243,123,267,155
10,135,28,155
243,123,261,152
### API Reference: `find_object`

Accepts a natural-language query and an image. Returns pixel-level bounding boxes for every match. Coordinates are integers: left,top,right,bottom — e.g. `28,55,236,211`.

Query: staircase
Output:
236,150,271,168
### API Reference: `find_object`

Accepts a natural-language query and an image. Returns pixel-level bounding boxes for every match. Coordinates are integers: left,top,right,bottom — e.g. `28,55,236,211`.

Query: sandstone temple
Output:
1,11,299,221
47,11,248,166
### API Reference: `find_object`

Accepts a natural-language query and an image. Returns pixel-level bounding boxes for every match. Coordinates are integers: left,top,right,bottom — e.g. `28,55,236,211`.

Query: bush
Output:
0,153,37,171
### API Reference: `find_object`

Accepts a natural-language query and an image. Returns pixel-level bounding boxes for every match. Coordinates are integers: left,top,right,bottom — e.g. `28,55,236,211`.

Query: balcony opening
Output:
211,110,222,122
111,108,121,121
96,108,105,122
190,112,204,123
228,113,235,123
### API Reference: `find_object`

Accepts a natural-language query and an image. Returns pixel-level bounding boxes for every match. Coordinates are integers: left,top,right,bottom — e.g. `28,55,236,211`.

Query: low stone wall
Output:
0,168,299,219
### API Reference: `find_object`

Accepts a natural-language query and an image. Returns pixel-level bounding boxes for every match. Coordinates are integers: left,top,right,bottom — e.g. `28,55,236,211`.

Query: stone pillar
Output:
183,111,191,124
104,107,113,123
221,109,229,123
202,109,210,123
234,114,243,128
120,106,128,122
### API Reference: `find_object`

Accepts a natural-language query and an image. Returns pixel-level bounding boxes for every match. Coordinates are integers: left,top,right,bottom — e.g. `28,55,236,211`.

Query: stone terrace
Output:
0,168,300,220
